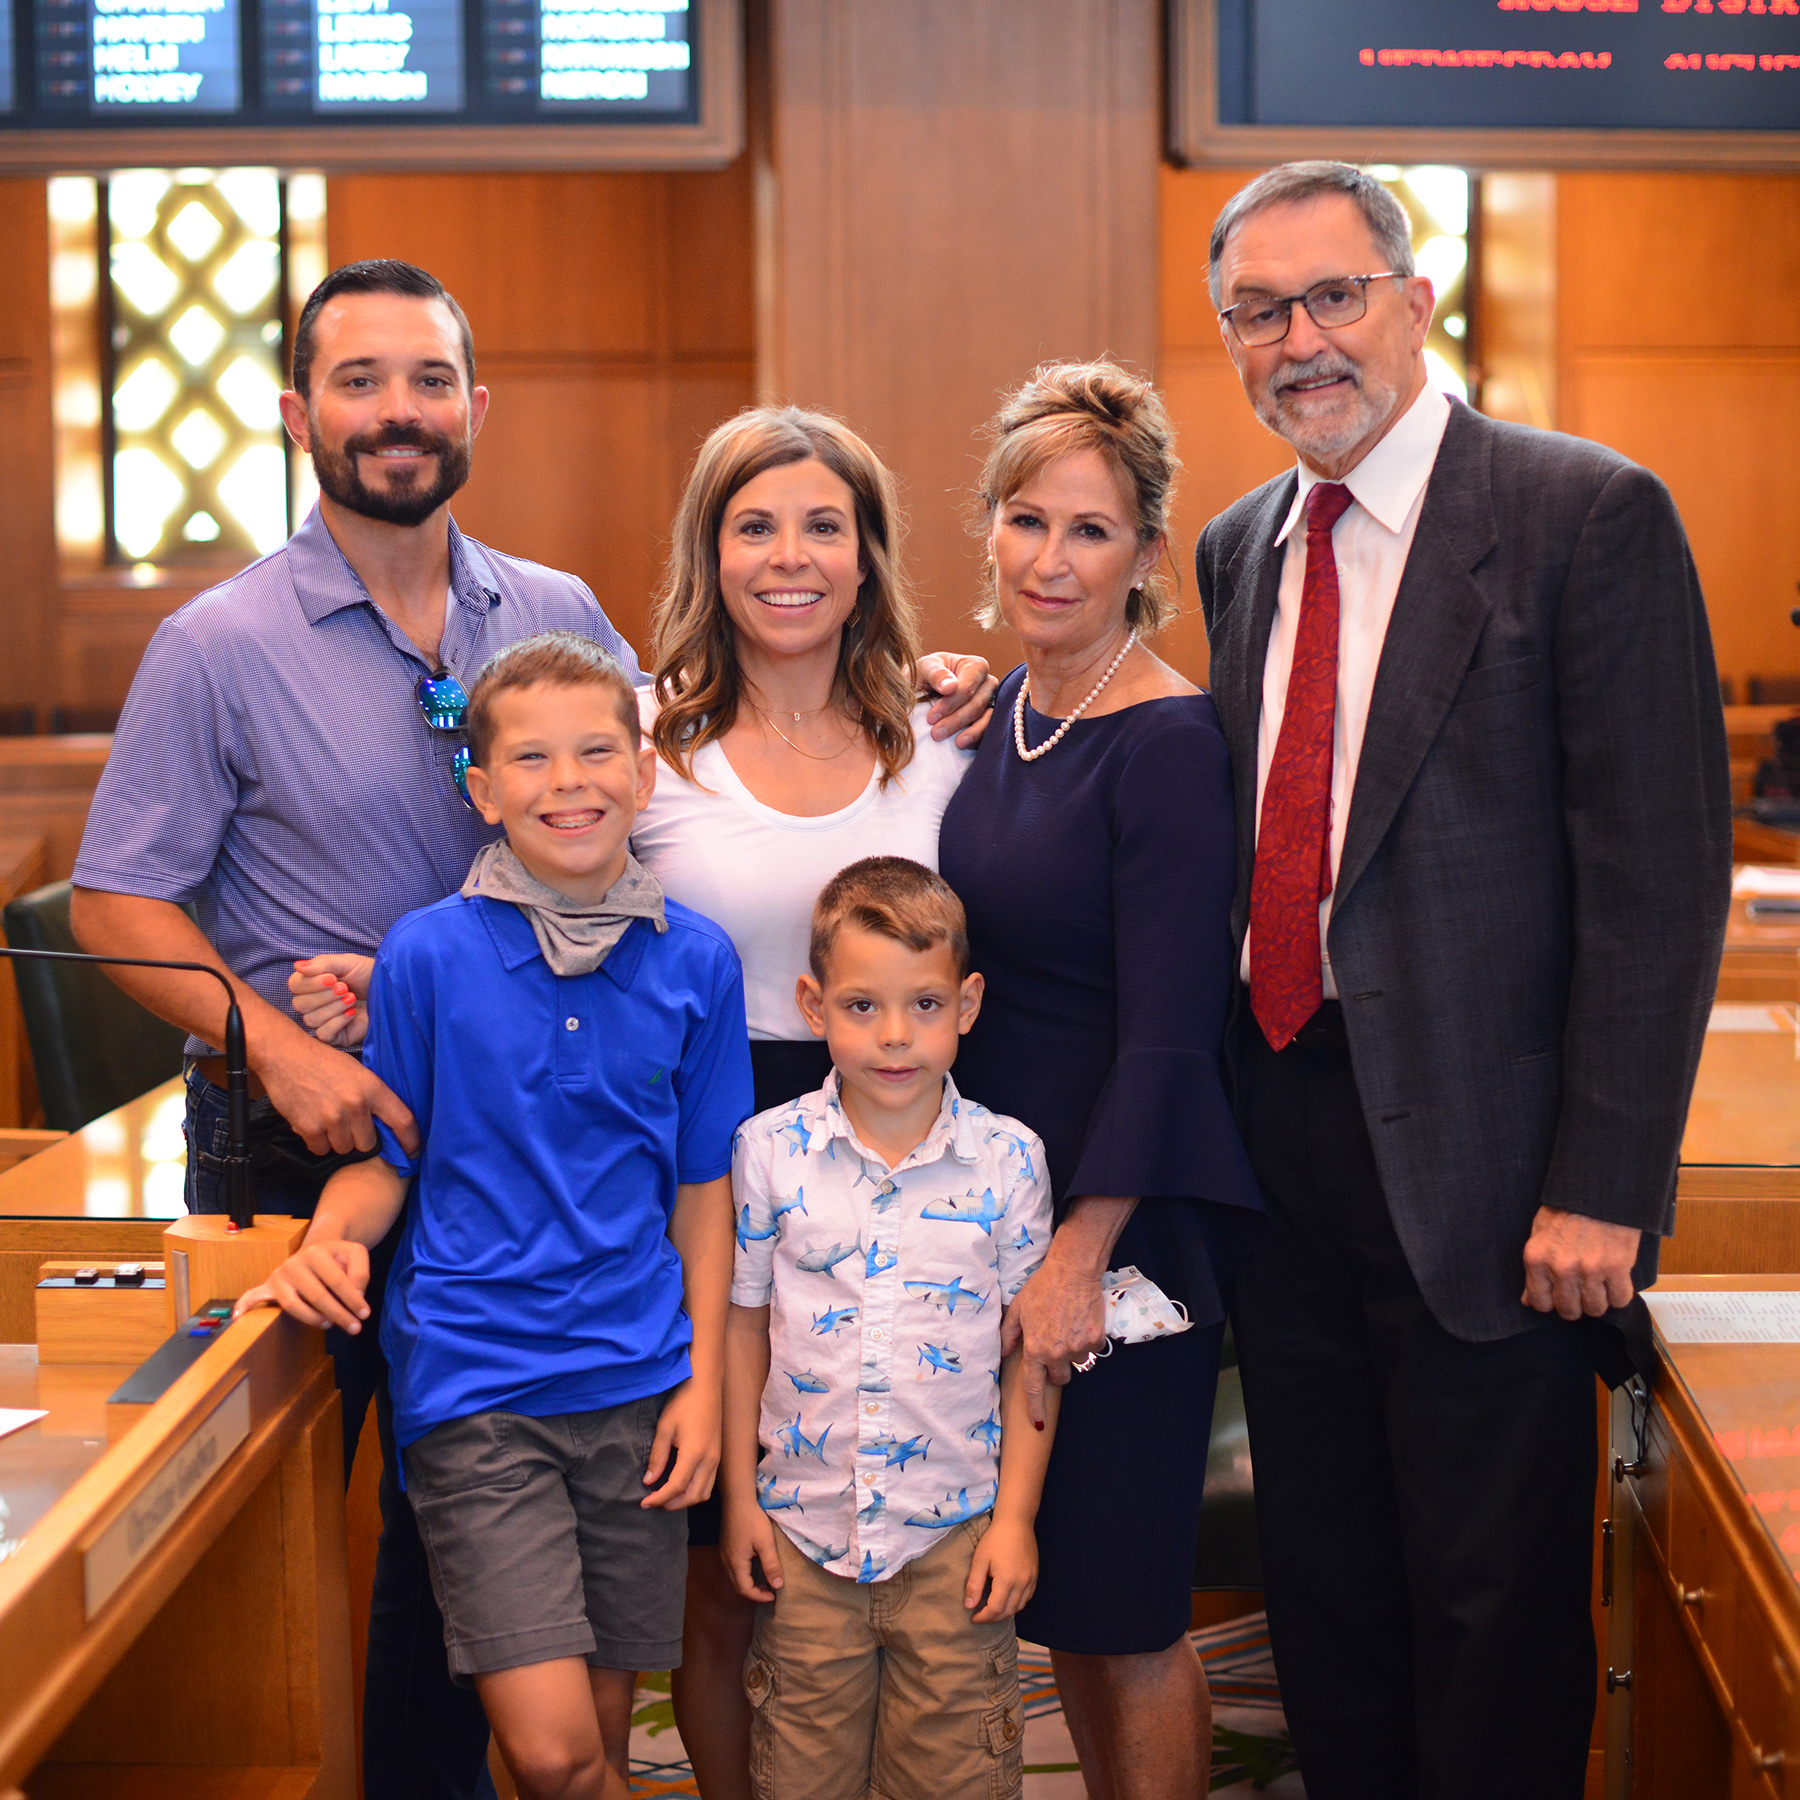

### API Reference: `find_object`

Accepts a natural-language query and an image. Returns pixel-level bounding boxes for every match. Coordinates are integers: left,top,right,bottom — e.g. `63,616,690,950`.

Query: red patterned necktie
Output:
1250,481,1356,1051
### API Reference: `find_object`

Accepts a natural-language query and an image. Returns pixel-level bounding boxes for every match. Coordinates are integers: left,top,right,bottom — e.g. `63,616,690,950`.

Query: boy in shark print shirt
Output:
722,858,1057,1800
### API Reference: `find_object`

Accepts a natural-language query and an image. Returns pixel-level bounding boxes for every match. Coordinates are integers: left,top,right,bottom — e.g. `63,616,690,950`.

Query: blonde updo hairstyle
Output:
650,406,922,786
975,360,1181,635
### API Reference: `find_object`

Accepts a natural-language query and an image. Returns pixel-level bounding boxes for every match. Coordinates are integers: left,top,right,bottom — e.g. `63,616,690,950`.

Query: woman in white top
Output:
632,405,981,1797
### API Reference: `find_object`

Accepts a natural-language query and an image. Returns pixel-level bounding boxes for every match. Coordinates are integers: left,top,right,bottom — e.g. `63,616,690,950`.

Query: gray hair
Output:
1208,162,1415,308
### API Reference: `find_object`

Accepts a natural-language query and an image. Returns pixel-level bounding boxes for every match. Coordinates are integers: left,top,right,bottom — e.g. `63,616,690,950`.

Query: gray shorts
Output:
402,1393,688,1682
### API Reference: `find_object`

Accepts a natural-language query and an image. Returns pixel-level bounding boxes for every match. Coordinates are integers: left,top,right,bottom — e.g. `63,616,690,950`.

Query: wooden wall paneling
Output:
0,179,58,719
1479,173,1556,432
1561,355,1800,698
1557,175,1800,357
758,0,1160,654
1556,175,1800,700
1158,163,1295,686
329,173,667,355
326,168,756,661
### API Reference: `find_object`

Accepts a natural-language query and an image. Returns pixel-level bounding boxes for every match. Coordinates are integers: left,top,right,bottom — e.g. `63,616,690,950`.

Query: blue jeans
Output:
185,1067,498,1800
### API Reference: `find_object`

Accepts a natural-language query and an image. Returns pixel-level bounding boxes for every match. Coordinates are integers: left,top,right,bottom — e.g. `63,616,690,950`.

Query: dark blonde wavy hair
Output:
650,407,921,786
974,360,1181,634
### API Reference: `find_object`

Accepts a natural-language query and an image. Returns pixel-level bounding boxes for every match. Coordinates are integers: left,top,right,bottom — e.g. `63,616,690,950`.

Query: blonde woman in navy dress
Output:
939,363,1264,1799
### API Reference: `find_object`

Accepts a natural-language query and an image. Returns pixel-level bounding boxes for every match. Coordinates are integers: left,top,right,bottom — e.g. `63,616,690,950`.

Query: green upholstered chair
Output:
2,879,188,1130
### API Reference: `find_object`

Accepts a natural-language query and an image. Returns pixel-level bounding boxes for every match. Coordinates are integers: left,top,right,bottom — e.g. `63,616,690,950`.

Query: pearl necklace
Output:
1013,630,1138,762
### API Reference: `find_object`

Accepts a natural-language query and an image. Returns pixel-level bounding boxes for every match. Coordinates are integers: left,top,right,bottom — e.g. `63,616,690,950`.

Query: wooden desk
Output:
1726,705,1792,809
0,1084,386,1785
1603,1275,1800,1799
0,1308,353,1799
0,1082,186,1345
1669,1007,1800,1274
0,835,51,1131
1737,818,1800,868
1721,895,1800,1005
1725,705,1793,760
0,739,110,887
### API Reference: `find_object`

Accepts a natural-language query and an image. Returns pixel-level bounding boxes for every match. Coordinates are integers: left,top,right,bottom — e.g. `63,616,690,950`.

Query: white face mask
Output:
1100,1265,1192,1348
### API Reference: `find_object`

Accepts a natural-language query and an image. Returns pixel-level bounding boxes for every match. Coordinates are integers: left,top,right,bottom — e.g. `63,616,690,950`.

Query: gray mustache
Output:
1271,355,1362,398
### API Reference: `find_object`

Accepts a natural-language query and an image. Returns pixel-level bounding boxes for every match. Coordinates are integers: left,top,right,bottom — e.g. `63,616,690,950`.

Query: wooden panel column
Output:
757,0,1161,646
0,179,57,719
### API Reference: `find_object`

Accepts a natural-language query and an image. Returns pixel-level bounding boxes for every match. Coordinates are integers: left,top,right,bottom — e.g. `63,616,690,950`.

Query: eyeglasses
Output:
414,669,474,808
1218,273,1408,348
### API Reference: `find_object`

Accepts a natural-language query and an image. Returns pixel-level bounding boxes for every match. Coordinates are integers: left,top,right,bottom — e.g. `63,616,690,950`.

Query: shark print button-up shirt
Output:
731,1072,1052,1583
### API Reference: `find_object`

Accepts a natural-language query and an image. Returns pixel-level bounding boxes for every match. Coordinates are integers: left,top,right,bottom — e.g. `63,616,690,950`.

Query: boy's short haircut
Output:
465,631,640,768
809,856,969,982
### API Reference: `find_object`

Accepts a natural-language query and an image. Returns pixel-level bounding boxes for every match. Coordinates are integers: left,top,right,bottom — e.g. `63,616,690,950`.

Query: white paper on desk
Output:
1643,1291,1800,1344
1733,866,1800,897
0,1409,46,1442
1708,1003,1792,1033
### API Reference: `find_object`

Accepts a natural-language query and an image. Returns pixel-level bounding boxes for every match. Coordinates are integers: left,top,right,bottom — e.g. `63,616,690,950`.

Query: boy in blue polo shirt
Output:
245,631,750,1800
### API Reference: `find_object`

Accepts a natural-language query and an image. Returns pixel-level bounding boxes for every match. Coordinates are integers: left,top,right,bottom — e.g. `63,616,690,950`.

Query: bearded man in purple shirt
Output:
71,258,995,1800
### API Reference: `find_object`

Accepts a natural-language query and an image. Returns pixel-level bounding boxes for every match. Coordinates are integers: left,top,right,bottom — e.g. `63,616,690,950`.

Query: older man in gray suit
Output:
1196,163,1731,1799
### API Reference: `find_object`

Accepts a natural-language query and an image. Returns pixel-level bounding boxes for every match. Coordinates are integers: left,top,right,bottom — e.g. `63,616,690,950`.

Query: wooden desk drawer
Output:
1733,1593,1800,1797
1669,1455,1742,1679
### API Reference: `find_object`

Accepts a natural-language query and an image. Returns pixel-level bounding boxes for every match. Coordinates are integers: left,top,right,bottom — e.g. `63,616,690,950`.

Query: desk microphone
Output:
0,948,254,1229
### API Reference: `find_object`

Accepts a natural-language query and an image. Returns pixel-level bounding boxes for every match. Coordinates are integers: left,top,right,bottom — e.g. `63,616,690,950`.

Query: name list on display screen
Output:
32,0,242,114
262,0,465,112
480,0,691,116
14,0,696,121
540,0,688,108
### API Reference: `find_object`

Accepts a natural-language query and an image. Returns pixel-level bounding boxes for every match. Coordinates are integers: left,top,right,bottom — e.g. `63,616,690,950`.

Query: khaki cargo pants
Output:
744,1515,1026,1800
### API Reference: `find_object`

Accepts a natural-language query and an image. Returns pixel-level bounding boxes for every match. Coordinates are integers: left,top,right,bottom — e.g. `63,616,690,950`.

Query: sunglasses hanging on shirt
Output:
415,669,475,810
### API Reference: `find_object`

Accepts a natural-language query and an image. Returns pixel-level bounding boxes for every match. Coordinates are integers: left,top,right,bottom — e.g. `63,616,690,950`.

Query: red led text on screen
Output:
1360,46,1615,65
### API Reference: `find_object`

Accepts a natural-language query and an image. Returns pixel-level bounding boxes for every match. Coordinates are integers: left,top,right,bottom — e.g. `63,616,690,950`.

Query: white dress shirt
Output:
1244,382,1453,993
632,693,972,1039
731,1073,1051,1584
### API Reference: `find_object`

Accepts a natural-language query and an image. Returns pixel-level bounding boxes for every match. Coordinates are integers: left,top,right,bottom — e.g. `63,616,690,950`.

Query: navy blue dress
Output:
939,668,1263,1655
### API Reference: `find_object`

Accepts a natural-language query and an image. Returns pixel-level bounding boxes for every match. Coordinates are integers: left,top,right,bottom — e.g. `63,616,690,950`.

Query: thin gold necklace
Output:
755,706,858,762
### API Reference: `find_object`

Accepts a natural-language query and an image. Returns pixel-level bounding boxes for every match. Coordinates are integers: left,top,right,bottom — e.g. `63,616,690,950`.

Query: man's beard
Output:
1253,350,1400,465
310,420,473,527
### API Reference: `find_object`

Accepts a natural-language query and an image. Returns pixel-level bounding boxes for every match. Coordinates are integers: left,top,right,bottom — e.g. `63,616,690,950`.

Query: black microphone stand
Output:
0,949,254,1228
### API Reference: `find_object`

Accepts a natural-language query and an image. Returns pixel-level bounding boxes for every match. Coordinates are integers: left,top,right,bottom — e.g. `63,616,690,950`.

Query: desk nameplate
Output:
81,1374,249,1619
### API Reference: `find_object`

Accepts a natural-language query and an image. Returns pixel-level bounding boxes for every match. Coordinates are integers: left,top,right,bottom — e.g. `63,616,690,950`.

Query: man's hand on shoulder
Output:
1521,1206,1641,1320
919,652,999,747
255,1024,420,1158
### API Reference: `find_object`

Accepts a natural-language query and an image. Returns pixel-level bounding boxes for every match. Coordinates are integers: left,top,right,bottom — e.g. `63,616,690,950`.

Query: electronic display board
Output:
1172,0,1800,169
260,0,465,114
0,0,738,166
0,0,15,110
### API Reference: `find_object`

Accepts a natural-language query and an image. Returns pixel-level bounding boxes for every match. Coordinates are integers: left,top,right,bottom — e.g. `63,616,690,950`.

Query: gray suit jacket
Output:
1198,400,1733,1341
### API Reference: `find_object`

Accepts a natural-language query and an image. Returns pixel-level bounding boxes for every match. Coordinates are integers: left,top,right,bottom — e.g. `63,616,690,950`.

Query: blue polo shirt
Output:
365,889,753,1449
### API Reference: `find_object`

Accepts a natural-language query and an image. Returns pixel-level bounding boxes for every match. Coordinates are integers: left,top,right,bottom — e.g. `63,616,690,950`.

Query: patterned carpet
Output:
625,1610,1304,1796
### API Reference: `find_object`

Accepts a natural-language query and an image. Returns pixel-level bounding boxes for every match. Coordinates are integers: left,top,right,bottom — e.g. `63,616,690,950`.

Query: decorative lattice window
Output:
49,168,326,572
1368,165,1473,405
